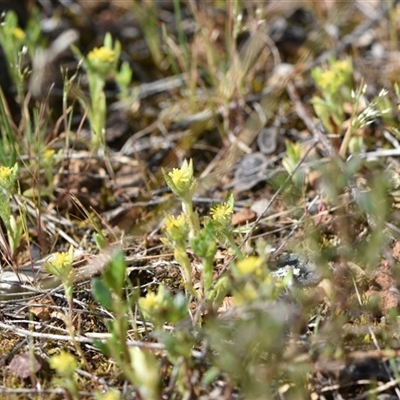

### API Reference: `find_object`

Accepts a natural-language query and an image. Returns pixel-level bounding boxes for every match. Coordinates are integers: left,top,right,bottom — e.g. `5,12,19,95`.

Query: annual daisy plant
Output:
73,32,132,151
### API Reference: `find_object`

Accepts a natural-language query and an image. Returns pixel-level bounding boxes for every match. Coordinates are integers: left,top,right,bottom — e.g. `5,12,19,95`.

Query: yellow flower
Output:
88,46,115,64
334,58,351,74
165,214,187,232
45,249,75,286
49,351,77,376
235,256,263,276
44,149,55,160
0,166,12,180
210,202,233,222
316,69,336,90
164,213,189,243
48,251,71,269
162,159,196,201
139,286,170,319
169,168,189,186
12,27,25,41
138,292,158,312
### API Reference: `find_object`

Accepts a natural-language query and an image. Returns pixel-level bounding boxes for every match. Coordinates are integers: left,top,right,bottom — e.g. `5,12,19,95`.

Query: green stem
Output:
203,257,214,295
174,246,198,299
182,200,200,237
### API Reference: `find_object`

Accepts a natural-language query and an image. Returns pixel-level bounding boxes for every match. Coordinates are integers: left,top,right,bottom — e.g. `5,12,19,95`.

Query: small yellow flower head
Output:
0,164,17,191
44,149,55,160
138,292,158,313
169,159,194,187
48,251,72,269
235,256,263,276
0,166,12,180
164,213,189,243
313,58,352,94
334,58,352,74
210,202,233,227
316,69,336,91
165,213,187,232
86,45,117,78
12,27,25,41
139,286,169,319
44,149,56,167
168,167,190,187
88,46,116,64
163,159,196,200
45,248,75,285
49,351,77,377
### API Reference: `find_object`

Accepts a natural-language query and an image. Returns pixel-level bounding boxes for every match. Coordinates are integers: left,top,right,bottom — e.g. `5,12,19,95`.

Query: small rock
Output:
232,208,256,226
257,127,278,155
9,352,49,380
234,152,268,191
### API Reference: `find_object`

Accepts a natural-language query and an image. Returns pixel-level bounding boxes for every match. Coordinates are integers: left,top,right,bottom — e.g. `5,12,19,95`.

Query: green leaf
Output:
395,82,400,100
22,187,53,198
191,222,215,258
226,192,234,209
103,250,127,297
92,277,113,310
104,32,113,49
115,61,133,87
202,366,221,386
70,44,84,61
93,339,111,357
94,233,106,250
161,167,178,197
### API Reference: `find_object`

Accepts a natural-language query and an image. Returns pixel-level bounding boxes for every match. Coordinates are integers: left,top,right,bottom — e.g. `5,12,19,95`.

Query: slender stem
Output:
182,200,200,237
